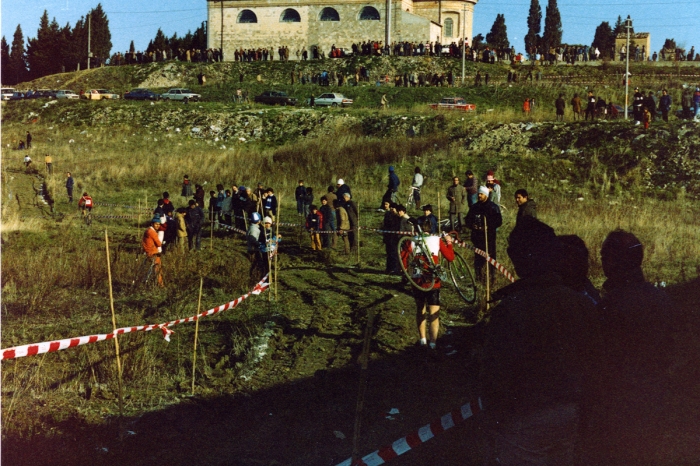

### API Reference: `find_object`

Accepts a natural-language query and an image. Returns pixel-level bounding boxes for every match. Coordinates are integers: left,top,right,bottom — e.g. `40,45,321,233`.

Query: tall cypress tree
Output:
8,25,27,84
524,0,541,56
591,21,615,58
1,37,10,84
27,11,65,79
88,4,112,65
486,14,510,50
542,0,562,51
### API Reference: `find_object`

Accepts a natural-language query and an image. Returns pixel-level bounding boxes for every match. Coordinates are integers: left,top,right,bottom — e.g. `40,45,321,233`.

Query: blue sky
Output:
2,0,699,55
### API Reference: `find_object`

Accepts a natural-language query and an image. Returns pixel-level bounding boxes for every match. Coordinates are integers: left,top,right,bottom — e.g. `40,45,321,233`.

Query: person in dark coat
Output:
479,217,602,466
335,178,351,200
185,199,205,251
65,172,74,203
295,180,306,215
380,166,400,208
194,184,205,208
514,188,537,224
381,201,400,273
465,186,502,283
416,204,438,234
644,91,656,122
341,192,358,251
583,230,680,465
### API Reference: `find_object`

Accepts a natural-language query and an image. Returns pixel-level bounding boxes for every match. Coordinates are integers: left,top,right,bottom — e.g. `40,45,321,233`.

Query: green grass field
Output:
2,58,700,464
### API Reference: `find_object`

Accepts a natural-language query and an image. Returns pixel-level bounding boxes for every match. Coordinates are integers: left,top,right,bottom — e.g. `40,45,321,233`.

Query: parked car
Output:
9,91,25,100
124,88,160,101
160,88,201,102
56,90,80,100
83,89,120,100
25,89,56,99
313,93,353,107
429,97,476,112
254,91,297,106
1,88,16,101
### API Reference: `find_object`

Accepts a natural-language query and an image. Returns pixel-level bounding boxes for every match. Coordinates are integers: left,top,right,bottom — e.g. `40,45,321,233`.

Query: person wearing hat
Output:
417,204,438,234
247,212,266,283
185,199,205,251
335,178,351,201
465,186,503,284
379,166,400,210
142,216,164,287
633,87,644,124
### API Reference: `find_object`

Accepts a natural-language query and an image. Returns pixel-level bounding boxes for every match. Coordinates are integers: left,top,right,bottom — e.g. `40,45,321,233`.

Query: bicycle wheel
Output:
448,251,477,304
397,236,436,292
406,191,415,210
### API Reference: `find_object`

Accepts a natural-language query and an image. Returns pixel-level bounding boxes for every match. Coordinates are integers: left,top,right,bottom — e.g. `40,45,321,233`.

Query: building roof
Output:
616,32,650,39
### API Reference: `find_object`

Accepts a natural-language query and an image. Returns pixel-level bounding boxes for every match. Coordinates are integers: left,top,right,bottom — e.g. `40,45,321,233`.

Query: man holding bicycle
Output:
410,217,455,352
142,216,164,287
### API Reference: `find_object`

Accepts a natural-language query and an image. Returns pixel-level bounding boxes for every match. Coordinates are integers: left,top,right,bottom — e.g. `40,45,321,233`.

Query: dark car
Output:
254,91,297,106
25,89,56,99
124,88,160,101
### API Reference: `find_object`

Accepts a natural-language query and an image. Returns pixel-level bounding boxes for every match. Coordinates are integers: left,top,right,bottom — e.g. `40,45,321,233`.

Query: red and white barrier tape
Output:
454,240,515,283
337,398,482,466
0,277,269,361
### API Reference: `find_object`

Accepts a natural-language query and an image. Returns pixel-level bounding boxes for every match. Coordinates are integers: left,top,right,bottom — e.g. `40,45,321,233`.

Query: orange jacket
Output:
142,226,162,256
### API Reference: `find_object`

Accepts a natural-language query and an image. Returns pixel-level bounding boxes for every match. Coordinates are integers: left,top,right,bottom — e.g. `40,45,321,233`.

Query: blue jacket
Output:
264,194,278,215
388,171,400,192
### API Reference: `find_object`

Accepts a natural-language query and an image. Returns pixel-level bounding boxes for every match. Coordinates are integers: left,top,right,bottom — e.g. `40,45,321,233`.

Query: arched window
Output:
359,6,380,20
237,10,257,23
280,8,301,22
444,18,454,37
319,7,340,21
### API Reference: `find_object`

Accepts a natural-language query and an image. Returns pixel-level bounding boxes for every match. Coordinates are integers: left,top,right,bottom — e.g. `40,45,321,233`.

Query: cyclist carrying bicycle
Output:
410,166,423,208
142,216,164,287
78,192,93,223
403,217,455,353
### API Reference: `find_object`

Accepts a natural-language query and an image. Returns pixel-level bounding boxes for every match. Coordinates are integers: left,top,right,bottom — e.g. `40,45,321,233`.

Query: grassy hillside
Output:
2,59,700,464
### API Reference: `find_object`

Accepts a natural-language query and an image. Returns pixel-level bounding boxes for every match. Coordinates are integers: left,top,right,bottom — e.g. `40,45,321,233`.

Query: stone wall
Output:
207,0,477,59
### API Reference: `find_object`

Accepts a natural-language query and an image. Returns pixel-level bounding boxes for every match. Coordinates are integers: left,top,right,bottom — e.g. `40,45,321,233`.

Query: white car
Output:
56,90,80,100
83,89,120,100
313,93,353,107
161,88,201,102
1,88,15,101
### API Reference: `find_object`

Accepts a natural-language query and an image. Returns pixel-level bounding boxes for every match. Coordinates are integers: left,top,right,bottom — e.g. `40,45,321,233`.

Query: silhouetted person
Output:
584,230,679,464
557,235,600,305
479,217,602,465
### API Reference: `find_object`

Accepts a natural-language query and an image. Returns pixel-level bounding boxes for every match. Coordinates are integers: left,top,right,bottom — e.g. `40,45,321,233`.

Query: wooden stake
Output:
484,217,490,311
210,208,214,250
356,201,361,265
191,277,204,395
274,195,281,301
138,199,141,232
438,192,442,235
104,230,124,441
351,308,376,463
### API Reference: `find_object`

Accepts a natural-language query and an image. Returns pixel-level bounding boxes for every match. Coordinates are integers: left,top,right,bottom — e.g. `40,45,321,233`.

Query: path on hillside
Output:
1,170,488,465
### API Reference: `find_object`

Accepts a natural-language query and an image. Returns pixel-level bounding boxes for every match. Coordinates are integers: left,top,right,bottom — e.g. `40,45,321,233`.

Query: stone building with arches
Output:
206,0,478,58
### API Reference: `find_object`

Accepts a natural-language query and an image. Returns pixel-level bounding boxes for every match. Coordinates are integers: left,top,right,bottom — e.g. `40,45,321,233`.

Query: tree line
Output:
0,3,206,86
1,4,110,85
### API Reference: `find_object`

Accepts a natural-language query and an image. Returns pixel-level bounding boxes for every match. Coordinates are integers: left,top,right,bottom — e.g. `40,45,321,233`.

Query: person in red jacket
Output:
305,204,324,250
142,216,164,287
407,217,455,352
78,192,93,223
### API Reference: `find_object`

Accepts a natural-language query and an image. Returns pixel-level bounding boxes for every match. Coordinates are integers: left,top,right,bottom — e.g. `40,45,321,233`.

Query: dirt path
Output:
2,235,487,466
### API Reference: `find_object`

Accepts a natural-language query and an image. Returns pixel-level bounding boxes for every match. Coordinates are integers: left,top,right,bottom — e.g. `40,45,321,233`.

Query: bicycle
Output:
397,225,477,304
406,186,421,210
81,208,92,226
132,254,158,287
